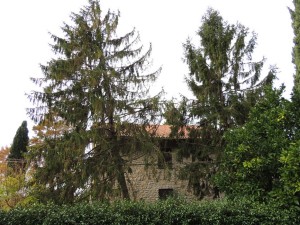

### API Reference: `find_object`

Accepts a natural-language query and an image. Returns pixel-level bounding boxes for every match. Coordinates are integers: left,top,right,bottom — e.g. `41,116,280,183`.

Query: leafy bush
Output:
214,87,300,204
0,198,299,225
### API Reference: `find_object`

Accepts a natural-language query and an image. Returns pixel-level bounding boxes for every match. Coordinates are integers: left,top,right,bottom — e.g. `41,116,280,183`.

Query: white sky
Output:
0,0,294,147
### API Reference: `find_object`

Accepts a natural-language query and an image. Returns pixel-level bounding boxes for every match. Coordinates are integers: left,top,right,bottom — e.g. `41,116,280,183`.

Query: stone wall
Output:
126,152,197,202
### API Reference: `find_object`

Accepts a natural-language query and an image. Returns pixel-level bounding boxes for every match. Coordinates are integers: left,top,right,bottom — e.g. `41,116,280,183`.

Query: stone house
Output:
126,125,198,202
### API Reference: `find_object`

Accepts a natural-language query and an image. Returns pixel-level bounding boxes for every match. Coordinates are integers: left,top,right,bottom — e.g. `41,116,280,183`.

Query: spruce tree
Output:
165,8,275,198
28,0,162,203
7,121,29,170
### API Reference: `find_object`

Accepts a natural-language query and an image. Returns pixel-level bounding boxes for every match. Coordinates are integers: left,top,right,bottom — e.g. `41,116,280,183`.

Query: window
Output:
158,148,172,169
158,188,174,200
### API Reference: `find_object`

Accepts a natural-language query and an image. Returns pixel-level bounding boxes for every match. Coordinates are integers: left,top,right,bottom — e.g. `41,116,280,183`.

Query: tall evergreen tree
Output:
290,0,300,94
28,0,162,203
289,1,300,140
165,8,275,198
7,121,29,170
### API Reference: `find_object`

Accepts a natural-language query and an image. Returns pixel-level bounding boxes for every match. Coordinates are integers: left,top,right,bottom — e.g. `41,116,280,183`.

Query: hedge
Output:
0,198,299,225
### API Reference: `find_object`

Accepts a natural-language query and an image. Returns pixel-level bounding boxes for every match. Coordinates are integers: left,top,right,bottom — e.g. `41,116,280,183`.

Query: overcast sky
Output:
0,0,294,147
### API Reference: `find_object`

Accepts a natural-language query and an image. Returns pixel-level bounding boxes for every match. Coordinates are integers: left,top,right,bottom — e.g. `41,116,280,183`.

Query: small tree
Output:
7,121,29,171
0,172,32,210
0,146,35,210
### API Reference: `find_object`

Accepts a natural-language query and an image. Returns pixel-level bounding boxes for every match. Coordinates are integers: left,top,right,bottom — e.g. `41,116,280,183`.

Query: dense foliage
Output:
27,0,162,203
0,126,32,210
215,87,300,206
280,140,300,204
0,198,299,225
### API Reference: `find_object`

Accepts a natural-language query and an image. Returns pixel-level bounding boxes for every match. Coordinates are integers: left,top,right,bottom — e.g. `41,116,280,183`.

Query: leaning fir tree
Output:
165,8,275,199
28,0,162,203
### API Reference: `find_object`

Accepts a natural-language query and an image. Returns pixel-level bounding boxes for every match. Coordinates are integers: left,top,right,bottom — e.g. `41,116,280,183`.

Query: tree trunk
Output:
116,162,130,199
113,150,130,199
111,135,130,199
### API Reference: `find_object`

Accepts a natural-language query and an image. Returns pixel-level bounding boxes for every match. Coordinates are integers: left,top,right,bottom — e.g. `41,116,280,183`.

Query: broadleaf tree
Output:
165,8,276,199
279,140,300,206
214,87,290,201
1,144,34,210
215,86,300,206
28,0,162,203
0,146,9,176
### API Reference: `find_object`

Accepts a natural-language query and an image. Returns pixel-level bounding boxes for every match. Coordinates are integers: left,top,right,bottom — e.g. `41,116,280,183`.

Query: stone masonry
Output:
126,153,196,202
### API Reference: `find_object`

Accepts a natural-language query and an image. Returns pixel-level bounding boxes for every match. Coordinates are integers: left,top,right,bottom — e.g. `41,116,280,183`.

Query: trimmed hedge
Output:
0,198,299,225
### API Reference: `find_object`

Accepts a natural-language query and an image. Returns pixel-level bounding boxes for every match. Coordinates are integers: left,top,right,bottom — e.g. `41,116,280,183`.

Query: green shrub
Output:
0,198,299,225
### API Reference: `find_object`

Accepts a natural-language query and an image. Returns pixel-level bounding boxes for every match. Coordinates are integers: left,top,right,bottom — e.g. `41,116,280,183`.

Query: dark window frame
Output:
158,188,174,200
158,147,173,169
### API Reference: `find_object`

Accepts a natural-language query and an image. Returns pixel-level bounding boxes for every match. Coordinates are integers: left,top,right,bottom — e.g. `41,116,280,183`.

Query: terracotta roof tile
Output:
146,125,191,138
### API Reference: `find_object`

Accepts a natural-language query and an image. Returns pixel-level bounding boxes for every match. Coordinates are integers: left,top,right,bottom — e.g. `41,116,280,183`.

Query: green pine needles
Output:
27,0,162,203
165,8,276,199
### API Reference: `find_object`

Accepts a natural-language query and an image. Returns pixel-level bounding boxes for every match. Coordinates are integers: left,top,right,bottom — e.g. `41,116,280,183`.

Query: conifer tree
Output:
7,121,29,170
28,0,162,203
290,0,300,94
289,1,300,133
165,8,275,198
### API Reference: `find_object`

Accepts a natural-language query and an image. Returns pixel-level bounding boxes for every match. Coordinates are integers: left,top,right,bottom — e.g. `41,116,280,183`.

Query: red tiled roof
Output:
146,125,191,138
